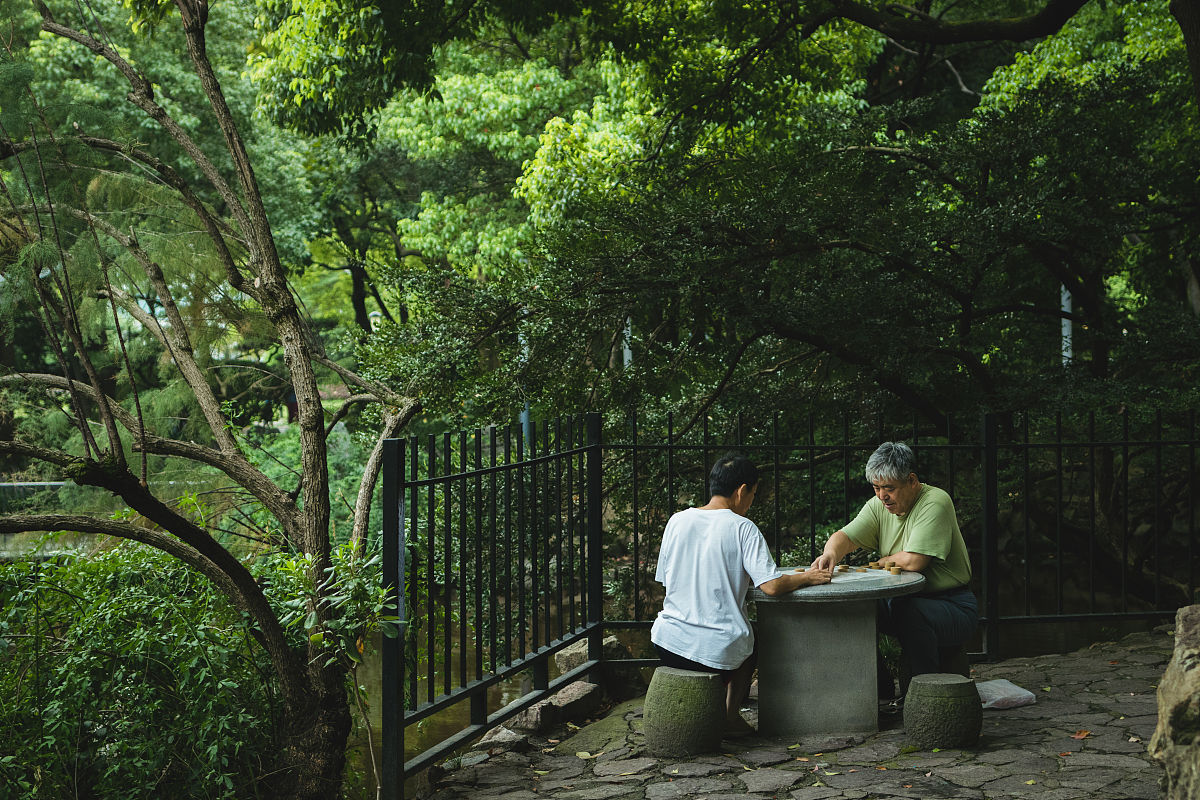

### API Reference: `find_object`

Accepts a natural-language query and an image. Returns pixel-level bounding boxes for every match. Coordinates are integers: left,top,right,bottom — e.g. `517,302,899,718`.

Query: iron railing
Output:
382,407,1198,798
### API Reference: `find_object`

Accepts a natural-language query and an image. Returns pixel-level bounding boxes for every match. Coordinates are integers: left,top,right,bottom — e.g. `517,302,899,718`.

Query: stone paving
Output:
421,625,1174,800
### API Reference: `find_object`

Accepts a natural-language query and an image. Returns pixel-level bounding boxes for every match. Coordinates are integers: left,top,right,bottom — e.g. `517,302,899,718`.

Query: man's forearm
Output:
882,550,932,572
822,530,857,564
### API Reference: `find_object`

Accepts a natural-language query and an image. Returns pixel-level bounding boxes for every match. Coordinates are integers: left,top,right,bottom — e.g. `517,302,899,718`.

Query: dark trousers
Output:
878,585,978,681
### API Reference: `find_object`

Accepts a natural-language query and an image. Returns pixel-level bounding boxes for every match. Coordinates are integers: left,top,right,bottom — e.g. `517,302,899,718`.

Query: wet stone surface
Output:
420,626,1174,800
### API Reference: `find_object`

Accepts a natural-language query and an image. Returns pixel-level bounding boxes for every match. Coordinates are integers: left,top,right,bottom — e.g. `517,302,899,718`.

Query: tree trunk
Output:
1171,0,1200,112
273,665,354,800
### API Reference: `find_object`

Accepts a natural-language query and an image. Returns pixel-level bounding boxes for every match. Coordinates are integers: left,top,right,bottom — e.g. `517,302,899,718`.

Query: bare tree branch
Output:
312,353,411,407
323,394,376,439
34,4,257,259
833,0,1091,44
350,399,422,553
0,374,298,529
0,512,240,608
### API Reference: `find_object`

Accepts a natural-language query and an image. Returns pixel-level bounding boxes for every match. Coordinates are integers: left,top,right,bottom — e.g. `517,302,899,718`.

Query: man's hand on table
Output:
810,553,836,571
810,530,856,571
758,567,832,596
797,567,833,587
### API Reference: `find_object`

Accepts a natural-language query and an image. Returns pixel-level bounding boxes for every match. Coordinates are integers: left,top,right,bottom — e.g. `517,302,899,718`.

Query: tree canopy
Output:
1,0,1198,796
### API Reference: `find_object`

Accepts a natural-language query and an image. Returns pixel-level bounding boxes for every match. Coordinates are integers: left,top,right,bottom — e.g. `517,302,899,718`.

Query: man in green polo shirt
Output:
811,441,977,699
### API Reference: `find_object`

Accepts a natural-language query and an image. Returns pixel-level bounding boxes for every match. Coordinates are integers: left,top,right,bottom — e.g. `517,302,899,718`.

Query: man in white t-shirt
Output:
651,453,832,733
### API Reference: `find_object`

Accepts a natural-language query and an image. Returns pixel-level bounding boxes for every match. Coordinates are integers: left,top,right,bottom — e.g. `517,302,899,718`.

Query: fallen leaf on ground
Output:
1058,752,1071,757
575,751,600,759
925,772,933,777
743,766,754,771
532,770,549,776
1070,730,1091,740
1041,686,1052,692
1129,737,1141,743
876,766,888,771
1109,660,1120,665
1025,780,1037,785
566,722,581,731
796,757,810,762
902,784,913,789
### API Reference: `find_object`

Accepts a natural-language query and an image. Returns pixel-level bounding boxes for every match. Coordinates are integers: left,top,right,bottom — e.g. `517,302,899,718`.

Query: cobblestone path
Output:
419,625,1173,800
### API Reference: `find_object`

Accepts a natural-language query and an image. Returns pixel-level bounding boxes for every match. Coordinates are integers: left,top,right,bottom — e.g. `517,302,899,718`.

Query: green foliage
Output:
0,545,278,799
248,0,587,136
253,539,397,668
364,0,1199,434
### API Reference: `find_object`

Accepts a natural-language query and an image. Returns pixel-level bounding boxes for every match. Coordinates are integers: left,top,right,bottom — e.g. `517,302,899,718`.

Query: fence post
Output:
980,414,1000,660
381,438,405,800
586,413,604,663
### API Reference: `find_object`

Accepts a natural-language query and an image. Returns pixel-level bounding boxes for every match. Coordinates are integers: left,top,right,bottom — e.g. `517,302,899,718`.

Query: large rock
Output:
508,680,603,732
1150,604,1200,800
472,725,529,753
554,635,648,700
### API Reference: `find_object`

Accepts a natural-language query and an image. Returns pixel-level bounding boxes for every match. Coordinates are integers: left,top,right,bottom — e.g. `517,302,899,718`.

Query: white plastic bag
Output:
976,678,1037,709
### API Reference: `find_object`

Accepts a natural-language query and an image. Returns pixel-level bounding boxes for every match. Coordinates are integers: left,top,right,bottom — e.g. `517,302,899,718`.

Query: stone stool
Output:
903,672,982,749
642,667,725,756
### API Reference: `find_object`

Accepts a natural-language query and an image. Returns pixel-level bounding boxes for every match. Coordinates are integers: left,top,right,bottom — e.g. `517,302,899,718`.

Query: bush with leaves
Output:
0,543,278,799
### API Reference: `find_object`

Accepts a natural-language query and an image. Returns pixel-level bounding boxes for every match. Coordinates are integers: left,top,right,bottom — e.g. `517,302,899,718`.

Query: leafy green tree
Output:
361,0,1198,434
0,1,418,796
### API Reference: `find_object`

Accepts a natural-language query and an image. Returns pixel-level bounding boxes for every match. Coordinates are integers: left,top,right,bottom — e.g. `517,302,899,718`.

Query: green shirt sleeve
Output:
841,499,881,551
902,491,955,561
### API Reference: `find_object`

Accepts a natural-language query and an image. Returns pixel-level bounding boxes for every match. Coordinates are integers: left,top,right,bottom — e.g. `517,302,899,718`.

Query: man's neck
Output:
698,496,732,511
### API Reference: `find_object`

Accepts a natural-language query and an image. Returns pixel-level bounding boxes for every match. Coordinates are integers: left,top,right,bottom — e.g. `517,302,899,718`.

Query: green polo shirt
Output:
841,484,972,593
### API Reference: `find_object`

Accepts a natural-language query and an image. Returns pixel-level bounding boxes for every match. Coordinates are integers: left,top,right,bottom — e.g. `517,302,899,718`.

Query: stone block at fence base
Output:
642,667,725,757
1150,604,1200,800
508,681,603,732
903,673,982,750
473,725,529,753
554,636,648,700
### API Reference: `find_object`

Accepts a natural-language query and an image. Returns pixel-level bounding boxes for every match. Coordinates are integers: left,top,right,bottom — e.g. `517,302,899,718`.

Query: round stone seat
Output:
642,667,725,756
903,672,982,750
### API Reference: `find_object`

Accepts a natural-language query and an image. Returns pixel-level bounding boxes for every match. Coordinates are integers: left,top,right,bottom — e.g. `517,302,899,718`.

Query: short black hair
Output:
708,452,759,498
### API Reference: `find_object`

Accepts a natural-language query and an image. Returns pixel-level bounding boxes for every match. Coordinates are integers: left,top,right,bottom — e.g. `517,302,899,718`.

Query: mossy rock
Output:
903,673,982,750
642,667,725,757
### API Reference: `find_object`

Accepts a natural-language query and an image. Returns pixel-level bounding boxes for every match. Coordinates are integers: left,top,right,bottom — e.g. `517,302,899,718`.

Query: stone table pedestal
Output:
749,568,924,737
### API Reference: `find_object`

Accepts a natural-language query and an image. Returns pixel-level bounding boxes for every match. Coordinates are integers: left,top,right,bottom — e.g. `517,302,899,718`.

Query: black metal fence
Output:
382,407,1198,798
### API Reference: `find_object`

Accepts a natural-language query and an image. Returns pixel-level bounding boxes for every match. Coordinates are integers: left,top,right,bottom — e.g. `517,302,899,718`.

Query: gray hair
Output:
864,442,916,483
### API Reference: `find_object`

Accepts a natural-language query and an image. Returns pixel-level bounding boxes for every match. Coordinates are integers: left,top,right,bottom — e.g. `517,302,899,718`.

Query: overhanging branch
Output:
832,0,1092,44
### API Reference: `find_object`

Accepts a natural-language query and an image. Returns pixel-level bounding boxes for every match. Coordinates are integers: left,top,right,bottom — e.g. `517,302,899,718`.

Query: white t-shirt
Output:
650,507,783,670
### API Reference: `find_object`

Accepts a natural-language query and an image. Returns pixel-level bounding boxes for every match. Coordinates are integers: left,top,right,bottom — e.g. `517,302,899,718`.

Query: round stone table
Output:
748,567,925,737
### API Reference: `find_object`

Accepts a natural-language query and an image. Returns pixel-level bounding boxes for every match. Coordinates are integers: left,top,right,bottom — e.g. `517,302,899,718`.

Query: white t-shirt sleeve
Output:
739,520,782,587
